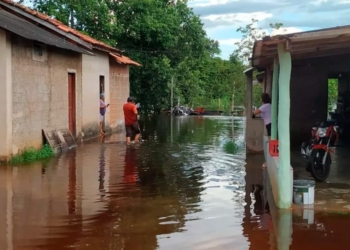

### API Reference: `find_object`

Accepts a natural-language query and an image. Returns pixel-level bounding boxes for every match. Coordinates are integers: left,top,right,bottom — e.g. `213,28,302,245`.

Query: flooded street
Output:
1,116,350,250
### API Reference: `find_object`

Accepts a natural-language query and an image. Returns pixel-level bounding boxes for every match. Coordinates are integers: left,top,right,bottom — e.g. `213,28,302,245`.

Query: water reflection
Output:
2,116,350,249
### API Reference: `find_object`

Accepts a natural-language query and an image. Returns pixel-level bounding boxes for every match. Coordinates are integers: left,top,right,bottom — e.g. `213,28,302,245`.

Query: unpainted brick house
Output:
0,0,140,160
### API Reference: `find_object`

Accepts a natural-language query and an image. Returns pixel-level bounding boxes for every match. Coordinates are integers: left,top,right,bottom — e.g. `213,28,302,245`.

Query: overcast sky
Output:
188,0,350,59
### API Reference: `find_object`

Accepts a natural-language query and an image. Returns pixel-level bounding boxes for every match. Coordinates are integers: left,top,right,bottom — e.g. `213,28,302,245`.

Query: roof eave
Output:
0,0,93,50
109,53,141,67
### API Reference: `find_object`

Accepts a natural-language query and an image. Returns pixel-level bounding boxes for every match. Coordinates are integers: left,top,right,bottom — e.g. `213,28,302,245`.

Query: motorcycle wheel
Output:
309,149,331,182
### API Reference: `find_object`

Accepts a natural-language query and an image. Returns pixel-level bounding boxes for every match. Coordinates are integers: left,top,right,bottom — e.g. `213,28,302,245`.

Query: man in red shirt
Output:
123,97,140,144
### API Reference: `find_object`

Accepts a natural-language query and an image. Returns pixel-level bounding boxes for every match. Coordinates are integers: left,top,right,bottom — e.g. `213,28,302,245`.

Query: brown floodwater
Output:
1,116,350,250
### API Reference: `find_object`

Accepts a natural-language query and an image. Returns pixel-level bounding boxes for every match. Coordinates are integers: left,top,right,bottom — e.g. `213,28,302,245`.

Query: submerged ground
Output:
1,116,350,250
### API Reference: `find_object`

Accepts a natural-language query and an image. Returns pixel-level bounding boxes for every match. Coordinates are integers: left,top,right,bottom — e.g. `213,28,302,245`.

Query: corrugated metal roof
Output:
252,25,350,67
0,9,93,55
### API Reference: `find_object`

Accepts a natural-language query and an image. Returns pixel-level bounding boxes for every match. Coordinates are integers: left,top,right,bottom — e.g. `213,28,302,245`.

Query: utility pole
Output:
232,81,235,116
232,93,235,115
171,76,174,110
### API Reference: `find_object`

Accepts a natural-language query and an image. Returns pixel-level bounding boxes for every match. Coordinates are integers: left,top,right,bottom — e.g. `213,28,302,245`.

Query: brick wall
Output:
109,61,129,131
11,35,82,152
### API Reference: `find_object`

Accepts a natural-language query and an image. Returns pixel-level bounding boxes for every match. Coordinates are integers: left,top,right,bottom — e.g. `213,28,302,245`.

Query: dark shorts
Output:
266,123,271,136
125,123,140,137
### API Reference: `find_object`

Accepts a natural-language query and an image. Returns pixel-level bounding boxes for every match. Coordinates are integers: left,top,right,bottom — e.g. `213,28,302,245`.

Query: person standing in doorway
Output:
123,97,140,145
253,93,271,140
100,93,109,135
253,93,271,170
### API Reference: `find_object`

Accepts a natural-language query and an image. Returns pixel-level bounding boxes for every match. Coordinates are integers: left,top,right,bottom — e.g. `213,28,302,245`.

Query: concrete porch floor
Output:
292,146,350,212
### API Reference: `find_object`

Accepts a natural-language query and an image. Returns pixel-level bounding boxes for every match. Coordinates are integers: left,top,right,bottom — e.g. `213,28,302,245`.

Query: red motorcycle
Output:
301,121,339,182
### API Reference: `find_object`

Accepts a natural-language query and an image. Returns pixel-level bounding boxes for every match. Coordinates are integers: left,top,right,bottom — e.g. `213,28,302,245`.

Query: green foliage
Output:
223,140,238,154
233,19,283,65
29,0,248,112
233,19,266,64
32,0,117,45
270,22,283,29
9,144,54,165
328,78,338,111
253,83,263,108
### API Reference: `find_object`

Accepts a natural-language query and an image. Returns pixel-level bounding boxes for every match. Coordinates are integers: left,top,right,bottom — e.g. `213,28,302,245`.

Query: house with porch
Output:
0,0,140,161
246,25,350,209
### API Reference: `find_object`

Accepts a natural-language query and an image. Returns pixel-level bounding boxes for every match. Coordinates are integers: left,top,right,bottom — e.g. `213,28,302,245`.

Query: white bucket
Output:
293,179,315,205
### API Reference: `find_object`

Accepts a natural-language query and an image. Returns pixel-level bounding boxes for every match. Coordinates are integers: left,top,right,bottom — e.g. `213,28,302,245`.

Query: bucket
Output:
293,179,315,205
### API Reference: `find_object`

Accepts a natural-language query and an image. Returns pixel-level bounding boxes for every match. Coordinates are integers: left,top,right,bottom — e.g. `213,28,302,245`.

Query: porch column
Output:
0,29,12,161
245,69,253,117
271,58,279,140
277,43,292,209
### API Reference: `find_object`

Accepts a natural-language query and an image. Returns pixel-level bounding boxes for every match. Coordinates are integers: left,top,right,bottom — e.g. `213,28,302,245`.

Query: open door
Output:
68,73,76,136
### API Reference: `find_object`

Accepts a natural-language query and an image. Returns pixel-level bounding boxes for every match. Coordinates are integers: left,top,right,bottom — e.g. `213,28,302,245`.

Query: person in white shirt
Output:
253,93,272,140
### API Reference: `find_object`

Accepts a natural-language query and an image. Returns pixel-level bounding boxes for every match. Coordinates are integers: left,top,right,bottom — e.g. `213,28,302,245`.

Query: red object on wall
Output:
269,140,279,156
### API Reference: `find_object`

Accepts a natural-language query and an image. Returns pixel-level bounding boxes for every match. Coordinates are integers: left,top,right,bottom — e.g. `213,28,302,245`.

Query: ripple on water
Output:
0,116,258,250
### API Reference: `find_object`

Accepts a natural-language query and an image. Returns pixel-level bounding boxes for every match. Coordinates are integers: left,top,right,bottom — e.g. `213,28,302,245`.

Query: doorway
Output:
100,76,105,131
328,78,338,115
68,73,76,136
100,75,105,95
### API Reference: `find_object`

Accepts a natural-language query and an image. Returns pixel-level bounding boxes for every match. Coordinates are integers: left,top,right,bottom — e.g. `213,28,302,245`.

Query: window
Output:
32,42,47,61
33,42,43,56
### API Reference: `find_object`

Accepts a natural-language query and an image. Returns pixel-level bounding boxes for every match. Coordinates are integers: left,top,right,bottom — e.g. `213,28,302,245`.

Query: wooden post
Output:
277,43,292,209
170,115,173,144
271,59,279,140
170,76,173,109
231,93,234,115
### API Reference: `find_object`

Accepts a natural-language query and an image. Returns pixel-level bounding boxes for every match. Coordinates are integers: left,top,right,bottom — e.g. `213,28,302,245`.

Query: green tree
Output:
328,79,338,111
233,19,283,108
233,19,283,65
32,0,117,45
29,0,247,113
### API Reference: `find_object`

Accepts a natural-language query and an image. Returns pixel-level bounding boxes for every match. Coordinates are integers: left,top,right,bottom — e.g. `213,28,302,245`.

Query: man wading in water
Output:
123,97,140,145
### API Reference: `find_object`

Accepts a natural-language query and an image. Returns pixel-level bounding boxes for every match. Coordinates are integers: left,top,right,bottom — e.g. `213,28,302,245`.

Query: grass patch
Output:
321,211,350,218
223,141,239,154
9,144,54,165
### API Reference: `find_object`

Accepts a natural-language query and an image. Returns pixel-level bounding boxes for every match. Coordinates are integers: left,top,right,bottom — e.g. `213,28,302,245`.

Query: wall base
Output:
263,136,293,208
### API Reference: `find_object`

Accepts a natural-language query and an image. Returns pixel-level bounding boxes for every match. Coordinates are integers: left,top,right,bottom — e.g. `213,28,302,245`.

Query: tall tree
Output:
30,0,247,112
32,0,117,45
233,19,283,65
232,19,283,107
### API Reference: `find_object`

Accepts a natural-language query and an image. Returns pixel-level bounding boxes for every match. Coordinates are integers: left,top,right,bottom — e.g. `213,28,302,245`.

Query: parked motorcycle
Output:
301,121,339,182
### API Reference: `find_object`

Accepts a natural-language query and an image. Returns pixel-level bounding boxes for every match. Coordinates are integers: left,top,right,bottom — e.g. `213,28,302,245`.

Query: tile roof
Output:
110,53,142,67
0,9,92,55
1,0,141,66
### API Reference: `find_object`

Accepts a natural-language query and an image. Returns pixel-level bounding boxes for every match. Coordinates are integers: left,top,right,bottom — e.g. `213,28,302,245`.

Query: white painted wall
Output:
0,29,12,160
81,51,110,137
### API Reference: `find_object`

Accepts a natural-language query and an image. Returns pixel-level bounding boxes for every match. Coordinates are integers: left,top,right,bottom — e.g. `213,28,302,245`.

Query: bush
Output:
223,141,238,154
9,144,54,165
